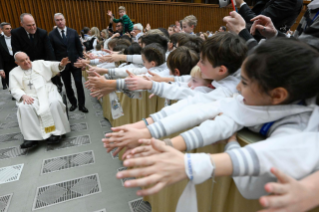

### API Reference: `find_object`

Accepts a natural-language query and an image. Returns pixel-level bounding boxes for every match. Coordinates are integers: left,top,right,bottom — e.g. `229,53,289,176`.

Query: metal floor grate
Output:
117,167,134,186
128,198,152,212
41,151,95,174
0,146,28,160
69,112,86,121
0,164,24,184
0,132,23,143
70,122,88,132
95,111,103,118
0,121,19,130
32,174,101,210
93,102,102,110
0,194,13,212
100,119,111,128
47,135,91,151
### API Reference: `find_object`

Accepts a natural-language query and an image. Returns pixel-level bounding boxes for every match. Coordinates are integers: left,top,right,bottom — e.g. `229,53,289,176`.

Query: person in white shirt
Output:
0,22,16,90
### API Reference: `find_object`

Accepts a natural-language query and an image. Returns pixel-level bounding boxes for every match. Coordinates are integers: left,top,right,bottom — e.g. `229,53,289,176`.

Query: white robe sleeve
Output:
126,55,143,65
108,67,147,78
9,70,26,101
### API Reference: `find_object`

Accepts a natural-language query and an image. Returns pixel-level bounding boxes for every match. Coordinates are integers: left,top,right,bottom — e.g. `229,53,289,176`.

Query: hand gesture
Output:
125,32,131,37
22,95,34,105
102,49,114,54
250,15,277,39
125,70,153,91
122,138,163,160
60,57,71,67
130,31,136,37
87,71,108,90
258,168,318,212
116,138,187,196
147,71,163,82
0,70,5,78
113,33,120,38
223,11,246,35
107,10,113,17
74,58,89,68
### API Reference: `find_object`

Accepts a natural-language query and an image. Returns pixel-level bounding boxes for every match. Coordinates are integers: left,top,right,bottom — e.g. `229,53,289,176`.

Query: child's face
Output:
197,54,220,80
142,54,155,69
168,27,174,36
119,10,126,17
168,41,174,51
188,76,208,89
182,21,194,34
236,63,273,106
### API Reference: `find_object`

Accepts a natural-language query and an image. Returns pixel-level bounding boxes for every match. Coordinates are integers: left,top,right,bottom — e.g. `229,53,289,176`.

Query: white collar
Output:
57,26,67,33
3,35,11,39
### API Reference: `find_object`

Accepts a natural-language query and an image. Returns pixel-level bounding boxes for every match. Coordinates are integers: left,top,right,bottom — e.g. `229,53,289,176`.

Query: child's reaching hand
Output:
125,70,153,90
102,127,152,153
107,10,113,17
122,138,163,160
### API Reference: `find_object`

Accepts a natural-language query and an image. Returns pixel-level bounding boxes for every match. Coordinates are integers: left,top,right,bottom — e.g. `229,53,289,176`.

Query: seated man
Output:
10,52,71,149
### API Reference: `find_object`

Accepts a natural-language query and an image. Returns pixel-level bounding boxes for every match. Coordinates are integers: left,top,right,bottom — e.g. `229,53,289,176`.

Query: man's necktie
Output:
30,34,34,44
61,30,67,44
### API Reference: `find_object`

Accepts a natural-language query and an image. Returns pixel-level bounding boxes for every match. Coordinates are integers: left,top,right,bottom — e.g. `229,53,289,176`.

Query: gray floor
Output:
0,79,151,212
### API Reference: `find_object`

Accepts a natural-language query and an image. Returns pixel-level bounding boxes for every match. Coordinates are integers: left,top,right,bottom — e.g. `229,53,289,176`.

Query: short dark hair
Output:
201,32,247,75
120,35,132,44
141,34,168,52
0,22,11,29
179,35,204,55
158,27,170,38
124,43,142,55
244,38,319,104
167,46,199,76
169,33,188,48
141,43,165,66
220,26,226,31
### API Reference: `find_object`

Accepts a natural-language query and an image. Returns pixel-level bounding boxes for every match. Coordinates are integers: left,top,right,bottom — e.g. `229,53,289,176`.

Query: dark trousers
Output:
51,75,63,87
61,64,85,107
1,66,14,88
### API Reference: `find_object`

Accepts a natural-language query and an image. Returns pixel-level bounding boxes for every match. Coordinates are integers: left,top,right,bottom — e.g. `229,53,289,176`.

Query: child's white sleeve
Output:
150,88,229,122
225,133,319,198
174,75,191,82
180,116,243,151
108,67,147,78
126,55,143,65
147,102,222,139
148,81,199,100
104,37,112,50
98,62,116,69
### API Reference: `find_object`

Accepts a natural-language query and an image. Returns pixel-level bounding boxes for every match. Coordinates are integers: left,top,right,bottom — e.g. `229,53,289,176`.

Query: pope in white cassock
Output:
10,52,71,149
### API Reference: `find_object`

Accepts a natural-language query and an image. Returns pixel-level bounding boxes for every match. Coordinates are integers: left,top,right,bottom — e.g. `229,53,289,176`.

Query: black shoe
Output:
20,140,39,149
12,97,15,101
79,106,89,113
3,86,7,90
47,135,62,145
70,105,77,111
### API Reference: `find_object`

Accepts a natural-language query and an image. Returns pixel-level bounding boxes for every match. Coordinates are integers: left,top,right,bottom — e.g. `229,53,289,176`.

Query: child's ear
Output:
191,25,195,29
173,68,180,76
151,61,156,67
270,87,289,105
218,65,228,75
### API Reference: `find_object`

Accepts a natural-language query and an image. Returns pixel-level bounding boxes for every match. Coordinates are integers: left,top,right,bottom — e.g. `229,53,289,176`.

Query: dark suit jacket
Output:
0,35,16,72
48,27,83,64
239,0,303,32
11,27,55,61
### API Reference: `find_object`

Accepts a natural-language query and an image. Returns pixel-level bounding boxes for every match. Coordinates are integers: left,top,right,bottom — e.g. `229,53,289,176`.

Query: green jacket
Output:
113,14,134,33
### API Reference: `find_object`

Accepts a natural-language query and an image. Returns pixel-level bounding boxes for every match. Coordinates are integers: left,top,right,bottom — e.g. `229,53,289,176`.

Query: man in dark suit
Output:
49,13,88,113
11,13,63,91
0,22,16,90
235,0,303,33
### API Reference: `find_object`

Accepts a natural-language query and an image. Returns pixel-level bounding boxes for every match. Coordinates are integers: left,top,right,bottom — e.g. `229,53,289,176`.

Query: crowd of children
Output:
76,5,319,212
